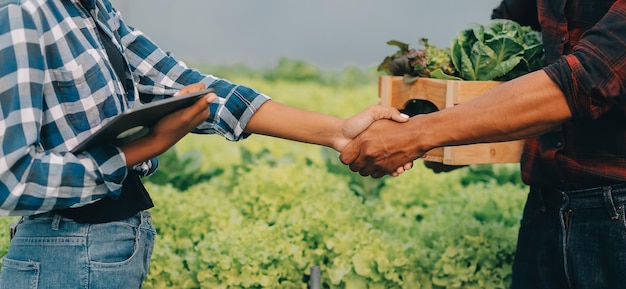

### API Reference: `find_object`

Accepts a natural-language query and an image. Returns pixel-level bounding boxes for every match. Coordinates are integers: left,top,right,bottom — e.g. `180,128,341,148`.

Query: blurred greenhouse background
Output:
109,0,502,70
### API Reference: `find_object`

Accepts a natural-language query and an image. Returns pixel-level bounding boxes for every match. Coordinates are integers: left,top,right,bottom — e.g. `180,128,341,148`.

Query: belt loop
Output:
9,217,23,240
603,187,620,220
51,214,62,230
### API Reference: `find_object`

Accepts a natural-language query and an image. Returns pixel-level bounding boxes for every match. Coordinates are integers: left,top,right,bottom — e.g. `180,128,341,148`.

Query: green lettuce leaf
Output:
451,19,544,81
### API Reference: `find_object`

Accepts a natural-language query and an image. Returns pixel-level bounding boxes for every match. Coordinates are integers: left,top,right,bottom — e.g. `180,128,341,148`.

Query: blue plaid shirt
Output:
0,0,270,215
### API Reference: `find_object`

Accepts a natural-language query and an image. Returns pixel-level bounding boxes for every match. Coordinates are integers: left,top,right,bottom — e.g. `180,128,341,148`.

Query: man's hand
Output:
337,105,413,177
339,117,424,178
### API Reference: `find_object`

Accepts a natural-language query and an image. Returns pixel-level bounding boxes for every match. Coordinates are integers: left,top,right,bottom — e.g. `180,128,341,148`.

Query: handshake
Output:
338,105,466,177
338,105,417,178
171,83,436,178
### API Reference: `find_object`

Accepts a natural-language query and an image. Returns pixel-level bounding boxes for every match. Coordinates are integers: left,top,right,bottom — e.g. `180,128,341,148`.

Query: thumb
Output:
370,105,410,123
391,111,410,123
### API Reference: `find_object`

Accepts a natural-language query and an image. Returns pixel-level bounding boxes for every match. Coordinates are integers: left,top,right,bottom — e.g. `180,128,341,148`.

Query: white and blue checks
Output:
0,0,270,215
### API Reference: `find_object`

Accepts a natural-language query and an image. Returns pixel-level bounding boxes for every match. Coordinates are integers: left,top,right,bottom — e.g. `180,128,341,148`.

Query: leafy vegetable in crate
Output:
378,19,544,82
449,19,544,81
377,38,457,79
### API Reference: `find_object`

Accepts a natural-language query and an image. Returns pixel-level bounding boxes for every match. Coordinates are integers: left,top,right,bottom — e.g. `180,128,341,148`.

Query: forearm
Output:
244,100,345,150
414,70,572,151
120,134,169,167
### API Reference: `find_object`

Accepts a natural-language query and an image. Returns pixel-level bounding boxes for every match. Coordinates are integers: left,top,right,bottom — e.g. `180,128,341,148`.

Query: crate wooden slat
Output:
378,76,524,165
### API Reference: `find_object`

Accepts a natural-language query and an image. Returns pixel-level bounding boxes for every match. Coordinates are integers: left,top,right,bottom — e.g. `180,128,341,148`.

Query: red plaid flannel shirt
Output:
493,0,626,189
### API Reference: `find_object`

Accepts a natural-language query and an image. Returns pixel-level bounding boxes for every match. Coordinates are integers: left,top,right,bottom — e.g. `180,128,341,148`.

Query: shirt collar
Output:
76,0,95,9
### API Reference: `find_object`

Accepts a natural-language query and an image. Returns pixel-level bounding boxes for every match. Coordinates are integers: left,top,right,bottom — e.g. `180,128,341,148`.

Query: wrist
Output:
331,119,349,152
406,115,438,157
121,132,173,167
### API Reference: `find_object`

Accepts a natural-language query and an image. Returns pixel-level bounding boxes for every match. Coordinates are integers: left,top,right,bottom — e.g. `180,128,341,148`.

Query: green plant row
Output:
141,146,527,289
0,150,527,289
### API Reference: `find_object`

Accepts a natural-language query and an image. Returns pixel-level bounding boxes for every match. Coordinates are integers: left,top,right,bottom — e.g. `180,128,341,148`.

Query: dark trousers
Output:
511,184,626,289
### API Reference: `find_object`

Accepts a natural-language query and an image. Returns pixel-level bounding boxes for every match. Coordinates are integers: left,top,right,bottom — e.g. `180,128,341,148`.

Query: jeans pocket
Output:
88,222,139,269
88,220,154,288
0,257,39,289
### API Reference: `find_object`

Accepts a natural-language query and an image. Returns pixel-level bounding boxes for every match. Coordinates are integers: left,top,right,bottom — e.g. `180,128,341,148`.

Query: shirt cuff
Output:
197,78,271,141
544,54,618,121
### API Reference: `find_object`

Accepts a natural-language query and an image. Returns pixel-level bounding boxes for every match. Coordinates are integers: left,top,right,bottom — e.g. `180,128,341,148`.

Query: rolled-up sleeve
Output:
543,4,626,120
119,17,270,141
196,78,270,141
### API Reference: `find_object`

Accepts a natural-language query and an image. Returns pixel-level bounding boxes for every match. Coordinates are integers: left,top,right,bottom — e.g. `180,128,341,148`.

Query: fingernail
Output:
174,92,180,96
400,113,409,119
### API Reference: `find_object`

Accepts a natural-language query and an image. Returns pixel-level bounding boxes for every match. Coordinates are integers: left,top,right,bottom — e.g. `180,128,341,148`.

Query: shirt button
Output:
556,142,563,147
560,37,567,43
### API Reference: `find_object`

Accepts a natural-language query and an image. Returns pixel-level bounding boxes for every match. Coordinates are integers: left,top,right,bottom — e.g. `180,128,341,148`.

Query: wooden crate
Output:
378,76,524,165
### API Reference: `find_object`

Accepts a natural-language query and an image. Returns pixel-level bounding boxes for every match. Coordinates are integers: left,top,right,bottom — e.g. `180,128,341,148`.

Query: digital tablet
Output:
71,88,214,153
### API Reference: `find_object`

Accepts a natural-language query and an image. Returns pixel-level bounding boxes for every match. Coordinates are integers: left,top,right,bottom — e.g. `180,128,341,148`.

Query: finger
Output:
339,140,360,165
185,93,215,118
348,158,367,175
348,161,363,174
389,167,403,177
370,170,386,179
357,163,377,177
188,95,215,125
390,161,413,177
370,166,393,178
174,83,206,96
358,155,388,177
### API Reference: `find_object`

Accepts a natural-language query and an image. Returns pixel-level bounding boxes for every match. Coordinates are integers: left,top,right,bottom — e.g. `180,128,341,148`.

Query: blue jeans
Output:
512,184,626,289
0,211,155,289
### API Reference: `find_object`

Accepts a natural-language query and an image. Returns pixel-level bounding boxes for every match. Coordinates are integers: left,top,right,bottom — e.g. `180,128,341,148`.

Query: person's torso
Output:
538,0,616,62
33,0,134,152
524,0,626,189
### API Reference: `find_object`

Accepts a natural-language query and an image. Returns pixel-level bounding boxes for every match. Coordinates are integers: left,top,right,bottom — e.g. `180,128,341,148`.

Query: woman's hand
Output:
122,83,216,166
